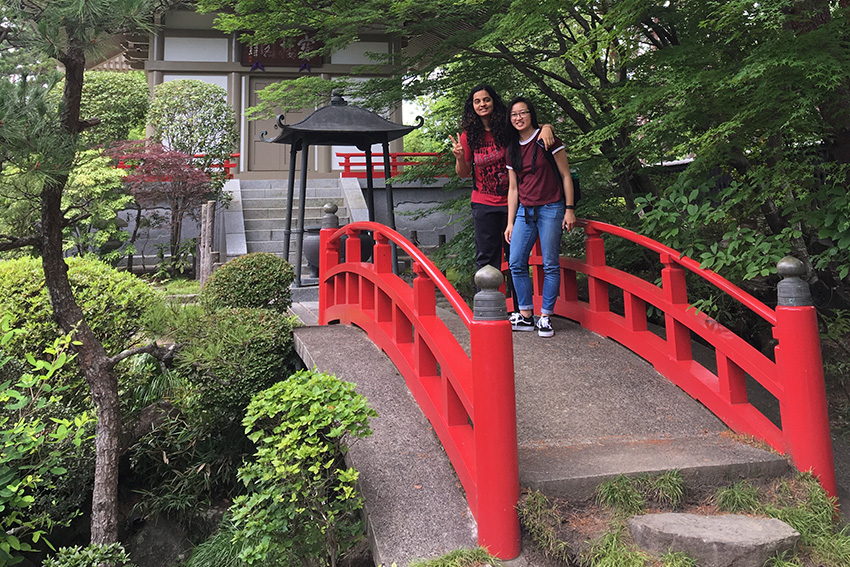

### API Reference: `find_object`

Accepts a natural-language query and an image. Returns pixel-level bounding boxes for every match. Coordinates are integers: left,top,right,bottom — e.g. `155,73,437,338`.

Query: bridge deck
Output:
290,300,789,566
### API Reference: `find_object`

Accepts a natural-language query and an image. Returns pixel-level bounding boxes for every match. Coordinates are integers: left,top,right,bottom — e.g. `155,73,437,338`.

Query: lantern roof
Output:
262,91,423,150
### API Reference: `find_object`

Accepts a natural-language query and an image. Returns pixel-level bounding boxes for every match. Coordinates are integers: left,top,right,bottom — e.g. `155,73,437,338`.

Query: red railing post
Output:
773,256,837,497
584,226,609,312
318,204,341,325
661,253,693,361
373,232,393,273
470,266,520,559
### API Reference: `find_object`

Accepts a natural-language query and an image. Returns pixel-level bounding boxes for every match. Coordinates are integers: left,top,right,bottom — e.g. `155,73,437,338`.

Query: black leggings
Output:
471,202,518,311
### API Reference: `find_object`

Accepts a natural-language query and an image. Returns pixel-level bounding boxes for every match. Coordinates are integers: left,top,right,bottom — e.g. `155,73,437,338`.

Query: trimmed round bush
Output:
199,253,294,313
0,255,159,359
176,307,296,421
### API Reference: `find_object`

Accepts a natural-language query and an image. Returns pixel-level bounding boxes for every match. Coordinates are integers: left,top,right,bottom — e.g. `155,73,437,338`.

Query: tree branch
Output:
119,401,180,454
79,117,102,131
0,233,41,252
107,342,177,370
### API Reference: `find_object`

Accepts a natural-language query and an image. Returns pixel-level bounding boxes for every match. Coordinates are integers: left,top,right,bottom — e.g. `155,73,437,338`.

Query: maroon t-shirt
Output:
461,130,508,207
506,129,566,207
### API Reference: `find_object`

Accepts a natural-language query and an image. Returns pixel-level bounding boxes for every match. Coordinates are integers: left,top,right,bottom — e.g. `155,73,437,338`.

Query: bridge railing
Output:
538,219,835,496
318,215,520,559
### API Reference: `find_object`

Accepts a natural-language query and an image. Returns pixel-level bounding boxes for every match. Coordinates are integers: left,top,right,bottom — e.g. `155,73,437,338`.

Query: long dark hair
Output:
460,84,509,150
506,96,540,174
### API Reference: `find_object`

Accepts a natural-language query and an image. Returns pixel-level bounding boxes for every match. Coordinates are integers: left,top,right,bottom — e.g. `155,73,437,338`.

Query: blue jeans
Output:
509,201,565,315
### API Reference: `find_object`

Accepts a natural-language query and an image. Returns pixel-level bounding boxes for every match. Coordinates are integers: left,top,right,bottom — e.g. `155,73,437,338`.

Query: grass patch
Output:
595,475,646,516
519,471,848,567
408,548,500,567
159,277,201,295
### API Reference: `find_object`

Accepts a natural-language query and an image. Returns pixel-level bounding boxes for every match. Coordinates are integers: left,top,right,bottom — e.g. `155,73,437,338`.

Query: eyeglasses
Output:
510,110,530,118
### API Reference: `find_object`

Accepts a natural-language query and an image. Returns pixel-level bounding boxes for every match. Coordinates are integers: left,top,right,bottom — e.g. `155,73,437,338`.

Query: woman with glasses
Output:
449,85,553,318
504,96,576,338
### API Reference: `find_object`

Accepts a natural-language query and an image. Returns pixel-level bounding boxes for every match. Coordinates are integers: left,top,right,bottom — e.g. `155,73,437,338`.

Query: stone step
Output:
241,196,345,208
519,435,789,503
242,201,348,219
238,178,340,191
240,187,344,201
242,207,349,222
628,513,800,567
245,228,350,243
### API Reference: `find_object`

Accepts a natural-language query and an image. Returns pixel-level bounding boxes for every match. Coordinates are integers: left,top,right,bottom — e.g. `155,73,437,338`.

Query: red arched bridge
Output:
315,215,835,560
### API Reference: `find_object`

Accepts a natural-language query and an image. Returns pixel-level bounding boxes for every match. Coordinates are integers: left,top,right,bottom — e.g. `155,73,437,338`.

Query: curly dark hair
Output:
460,84,509,150
506,96,541,174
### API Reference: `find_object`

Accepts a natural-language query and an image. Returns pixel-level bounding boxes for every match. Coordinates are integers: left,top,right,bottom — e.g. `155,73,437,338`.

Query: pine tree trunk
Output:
50,40,121,546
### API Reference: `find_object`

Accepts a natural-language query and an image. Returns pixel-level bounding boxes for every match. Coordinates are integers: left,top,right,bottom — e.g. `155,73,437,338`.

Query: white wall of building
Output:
161,73,229,90
164,37,229,62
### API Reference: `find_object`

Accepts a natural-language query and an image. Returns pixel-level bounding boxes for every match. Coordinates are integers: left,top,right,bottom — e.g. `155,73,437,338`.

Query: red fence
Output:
318,221,520,559
116,153,240,179
335,152,441,178
547,220,835,497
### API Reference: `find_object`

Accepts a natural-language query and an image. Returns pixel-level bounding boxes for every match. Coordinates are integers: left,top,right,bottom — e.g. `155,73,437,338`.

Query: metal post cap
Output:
776,255,812,307
322,203,340,229
777,256,806,278
474,265,503,290
473,265,507,321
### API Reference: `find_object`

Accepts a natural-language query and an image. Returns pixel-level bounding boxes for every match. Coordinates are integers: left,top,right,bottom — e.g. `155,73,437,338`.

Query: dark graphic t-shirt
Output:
461,130,508,207
505,129,566,207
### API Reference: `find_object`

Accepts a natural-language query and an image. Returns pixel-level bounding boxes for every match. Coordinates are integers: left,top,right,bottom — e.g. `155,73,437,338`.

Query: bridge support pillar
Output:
471,266,520,559
774,256,837,497
318,204,341,325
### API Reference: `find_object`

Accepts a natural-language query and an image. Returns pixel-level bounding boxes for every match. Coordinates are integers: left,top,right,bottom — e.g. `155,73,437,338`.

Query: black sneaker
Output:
512,314,535,332
536,315,554,338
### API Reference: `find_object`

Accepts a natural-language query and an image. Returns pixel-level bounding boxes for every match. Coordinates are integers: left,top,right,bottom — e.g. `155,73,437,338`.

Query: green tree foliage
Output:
1,314,94,565
78,71,149,149
229,370,377,567
614,0,850,303
1,0,194,547
63,150,134,260
0,80,134,263
147,79,238,189
201,0,850,306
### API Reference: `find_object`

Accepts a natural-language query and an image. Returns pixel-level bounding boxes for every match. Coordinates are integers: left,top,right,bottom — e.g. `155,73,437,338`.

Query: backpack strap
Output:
536,143,581,205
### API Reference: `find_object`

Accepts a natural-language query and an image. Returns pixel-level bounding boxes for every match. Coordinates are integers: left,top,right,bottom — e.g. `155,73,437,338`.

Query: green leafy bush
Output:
199,253,294,313
0,255,158,361
230,370,378,567
42,543,134,567
176,306,297,421
1,315,94,565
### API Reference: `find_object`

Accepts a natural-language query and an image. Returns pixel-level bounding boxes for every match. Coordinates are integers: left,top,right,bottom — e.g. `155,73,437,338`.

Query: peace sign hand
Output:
449,133,464,161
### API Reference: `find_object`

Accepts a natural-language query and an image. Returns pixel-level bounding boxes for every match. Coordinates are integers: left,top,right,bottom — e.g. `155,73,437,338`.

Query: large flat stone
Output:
628,513,800,567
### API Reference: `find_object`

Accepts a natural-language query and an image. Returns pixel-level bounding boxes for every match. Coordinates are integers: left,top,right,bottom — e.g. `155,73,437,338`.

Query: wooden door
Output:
247,77,312,172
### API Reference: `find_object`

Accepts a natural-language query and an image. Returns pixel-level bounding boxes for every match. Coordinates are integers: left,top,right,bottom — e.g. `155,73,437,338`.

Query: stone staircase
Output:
240,178,352,266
